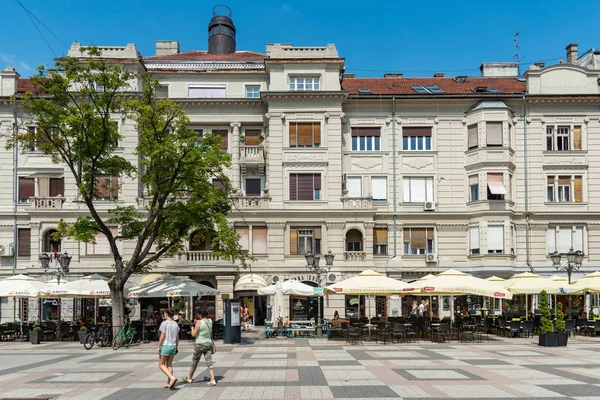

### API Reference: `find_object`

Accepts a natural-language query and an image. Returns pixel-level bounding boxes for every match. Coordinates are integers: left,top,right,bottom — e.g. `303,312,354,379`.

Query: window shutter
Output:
403,228,410,244
313,226,322,240
49,178,64,197
410,228,426,249
409,177,426,202
403,178,410,202
573,126,582,150
487,173,507,195
469,226,480,250
371,177,387,201
547,176,555,185
346,177,361,197
297,174,314,200
574,176,583,202
289,174,298,200
486,122,503,146
235,226,250,251
87,226,116,255
212,129,228,149
374,227,388,246
297,123,314,146
245,179,262,197
402,127,432,137
289,123,297,147
290,227,298,254
558,176,570,185
18,177,35,201
574,227,584,252
111,176,118,199
468,124,478,148
426,178,434,202
469,175,478,185
17,228,31,257
426,228,434,241
351,127,381,137
252,226,267,254
96,176,110,198
212,179,226,193
488,226,504,252
558,228,571,253
547,229,557,253
314,174,321,190
314,123,321,145
245,129,261,146
188,86,226,98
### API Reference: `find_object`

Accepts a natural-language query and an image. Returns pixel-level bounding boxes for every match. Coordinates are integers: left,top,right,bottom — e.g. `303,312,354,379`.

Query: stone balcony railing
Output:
30,196,65,210
239,145,265,163
342,197,373,209
175,251,226,264
229,196,270,209
344,251,366,262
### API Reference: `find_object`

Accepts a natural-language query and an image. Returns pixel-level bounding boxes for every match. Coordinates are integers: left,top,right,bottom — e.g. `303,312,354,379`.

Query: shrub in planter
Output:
78,326,88,344
30,326,41,345
555,302,568,346
538,290,559,347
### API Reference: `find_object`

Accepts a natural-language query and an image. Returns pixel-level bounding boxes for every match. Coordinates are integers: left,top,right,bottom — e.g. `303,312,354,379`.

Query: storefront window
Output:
345,295,365,318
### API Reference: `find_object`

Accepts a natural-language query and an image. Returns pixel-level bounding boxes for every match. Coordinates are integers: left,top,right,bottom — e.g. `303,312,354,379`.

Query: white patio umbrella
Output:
126,274,219,298
46,274,134,298
258,280,316,297
324,270,418,296
571,271,600,293
412,269,513,299
272,280,286,323
0,274,48,297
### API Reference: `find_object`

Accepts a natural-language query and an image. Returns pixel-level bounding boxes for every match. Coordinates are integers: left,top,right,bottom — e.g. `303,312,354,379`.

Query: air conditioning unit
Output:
426,253,438,263
327,272,342,283
270,275,281,284
0,244,13,257
423,201,436,211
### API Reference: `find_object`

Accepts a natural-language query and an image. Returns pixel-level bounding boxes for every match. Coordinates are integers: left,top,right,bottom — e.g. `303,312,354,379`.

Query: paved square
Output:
1,331,600,399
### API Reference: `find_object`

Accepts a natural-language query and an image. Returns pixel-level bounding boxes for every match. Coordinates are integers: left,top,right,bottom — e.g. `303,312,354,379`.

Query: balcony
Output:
229,196,270,210
342,197,372,209
175,251,229,264
240,145,265,163
344,251,366,262
30,196,65,210
464,147,515,169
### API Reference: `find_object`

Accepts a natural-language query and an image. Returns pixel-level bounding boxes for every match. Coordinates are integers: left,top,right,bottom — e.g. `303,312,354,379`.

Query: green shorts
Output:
160,345,177,356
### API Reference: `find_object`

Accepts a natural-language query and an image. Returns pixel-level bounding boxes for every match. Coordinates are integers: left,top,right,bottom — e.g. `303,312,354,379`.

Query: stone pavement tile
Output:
539,384,600,397
42,372,120,383
387,359,437,367
369,350,424,359
0,372,28,382
299,386,334,399
166,386,211,399
283,386,301,399
464,358,512,365
491,368,564,380
297,366,327,386
389,384,434,398
1,388,69,398
508,384,568,397
434,384,515,398
329,385,400,399
285,369,299,381
394,368,484,381
55,387,122,400
100,388,177,400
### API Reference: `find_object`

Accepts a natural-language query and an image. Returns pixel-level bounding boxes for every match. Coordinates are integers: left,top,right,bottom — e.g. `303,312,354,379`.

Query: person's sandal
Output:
168,377,178,389
207,380,217,386
181,377,193,384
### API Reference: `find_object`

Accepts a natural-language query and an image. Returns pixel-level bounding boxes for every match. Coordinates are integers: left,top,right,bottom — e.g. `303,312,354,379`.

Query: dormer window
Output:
290,77,320,91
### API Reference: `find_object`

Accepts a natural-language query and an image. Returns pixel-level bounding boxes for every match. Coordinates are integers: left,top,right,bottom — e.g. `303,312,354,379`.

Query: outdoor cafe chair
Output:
565,319,575,337
433,322,451,343
521,320,534,338
508,320,521,338
392,323,406,343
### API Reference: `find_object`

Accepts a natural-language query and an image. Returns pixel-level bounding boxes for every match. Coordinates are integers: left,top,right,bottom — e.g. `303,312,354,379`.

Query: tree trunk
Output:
109,279,126,337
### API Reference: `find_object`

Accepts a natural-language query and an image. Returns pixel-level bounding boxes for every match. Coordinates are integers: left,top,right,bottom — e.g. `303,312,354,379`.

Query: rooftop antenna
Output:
513,29,526,75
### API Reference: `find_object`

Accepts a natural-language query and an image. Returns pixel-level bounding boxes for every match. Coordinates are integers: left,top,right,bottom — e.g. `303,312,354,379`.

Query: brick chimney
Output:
384,73,403,78
566,43,578,64
156,40,180,56
0,66,20,96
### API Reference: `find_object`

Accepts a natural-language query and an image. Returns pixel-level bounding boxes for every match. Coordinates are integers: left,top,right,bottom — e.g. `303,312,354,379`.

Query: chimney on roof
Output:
156,40,179,56
208,5,236,54
0,66,20,96
433,72,444,77
479,62,519,77
384,73,403,78
342,73,355,78
534,62,545,68
566,43,578,64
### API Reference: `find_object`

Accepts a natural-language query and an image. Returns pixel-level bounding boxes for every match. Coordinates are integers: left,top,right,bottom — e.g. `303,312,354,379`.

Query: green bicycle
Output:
112,319,136,350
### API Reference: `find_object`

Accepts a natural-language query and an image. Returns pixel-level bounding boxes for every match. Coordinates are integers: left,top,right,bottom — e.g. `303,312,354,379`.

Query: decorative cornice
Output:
145,62,265,71
230,122,241,129
363,221,375,229
266,221,286,228
29,222,40,228
261,91,348,101
175,98,264,108
436,223,469,231
528,97,600,104
587,223,600,230
326,221,346,229
0,225,14,231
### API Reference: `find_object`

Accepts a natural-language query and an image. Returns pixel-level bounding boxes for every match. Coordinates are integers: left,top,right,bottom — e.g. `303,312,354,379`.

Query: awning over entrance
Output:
234,274,268,292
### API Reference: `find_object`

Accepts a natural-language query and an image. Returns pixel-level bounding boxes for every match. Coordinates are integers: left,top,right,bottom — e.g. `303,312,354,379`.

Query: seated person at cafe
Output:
333,311,340,320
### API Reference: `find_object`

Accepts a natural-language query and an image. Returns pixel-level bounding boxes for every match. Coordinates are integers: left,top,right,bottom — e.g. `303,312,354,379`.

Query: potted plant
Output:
30,326,41,345
78,326,88,344
538,290,559,347
258,132,265,143
555,302,568,346
239,134,246,144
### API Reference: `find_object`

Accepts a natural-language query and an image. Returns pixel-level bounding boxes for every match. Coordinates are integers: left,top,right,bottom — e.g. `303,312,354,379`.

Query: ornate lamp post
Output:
39,251,72,340
305,249,335,338
550,248,584,284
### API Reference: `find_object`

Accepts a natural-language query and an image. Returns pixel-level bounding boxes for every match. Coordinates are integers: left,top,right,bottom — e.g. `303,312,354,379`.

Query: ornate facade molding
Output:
177,99,264,108
265,221,286,228
436,223,469,231
0,225,14,231
230,122,241,129
587,223,600,230
261,92,348,101
326,221,346,229
363,221,375,229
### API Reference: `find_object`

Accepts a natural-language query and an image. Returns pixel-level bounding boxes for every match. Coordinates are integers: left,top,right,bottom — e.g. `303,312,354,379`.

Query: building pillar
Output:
215,275,235,320
230,122,241,192
266,221,285,262
364,221,375,262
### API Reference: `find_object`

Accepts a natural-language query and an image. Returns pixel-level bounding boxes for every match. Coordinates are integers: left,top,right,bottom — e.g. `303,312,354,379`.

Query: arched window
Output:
43,229,61,253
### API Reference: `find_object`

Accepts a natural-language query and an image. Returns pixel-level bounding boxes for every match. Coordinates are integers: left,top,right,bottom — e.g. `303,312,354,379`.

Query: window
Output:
155,85,168,98
17,228,31,257
18,177,35,203
467,124,478,149
193,129,203,147
403,227,434,255
371,177,387,203
487,225,504,254
351,127,381,151
235,226,268,254
188,85,226,98
345,295,365,318
86,226,118,255
468,175,479,202
49,178,64,197
486,122,503,147
244,129,262,146
410,85,444,93
26,126,41,152
373,227,388,255
289,122,320,147
245,178,262,197
290,76,320,91
402,127,432,151
547,176,583,203
246,86,260,98
290,227,321,255
43,229,61,253
346,177,361,197
94,175,118,200
212,179,227,194
546,125,582,151
469,226,480,254
289,174,321,201
486,173,506,200
403,177,434,203
547,226,584,254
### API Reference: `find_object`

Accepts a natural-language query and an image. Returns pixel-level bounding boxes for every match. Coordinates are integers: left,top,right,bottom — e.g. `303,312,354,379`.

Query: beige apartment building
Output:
0,11,599,322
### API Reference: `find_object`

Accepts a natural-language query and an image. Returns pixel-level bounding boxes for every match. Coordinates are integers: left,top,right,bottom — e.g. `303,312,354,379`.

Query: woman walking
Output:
182,308,216,386
157,309,179,389
241,304,250,331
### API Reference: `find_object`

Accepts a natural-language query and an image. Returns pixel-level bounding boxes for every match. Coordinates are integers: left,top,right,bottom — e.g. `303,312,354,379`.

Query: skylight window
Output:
358,88,372,93
411,85,430,93
411,85,444,94
487,88,501,93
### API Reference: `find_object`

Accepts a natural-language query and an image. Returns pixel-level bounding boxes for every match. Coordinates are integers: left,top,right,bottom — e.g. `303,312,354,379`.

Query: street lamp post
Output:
550,248,584,285
305,249,335,338
39,251,72,341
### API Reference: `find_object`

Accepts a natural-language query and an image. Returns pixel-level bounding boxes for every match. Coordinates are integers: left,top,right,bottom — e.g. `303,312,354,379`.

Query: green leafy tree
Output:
10,47,247,327
555,302,565,332
539,290,554,334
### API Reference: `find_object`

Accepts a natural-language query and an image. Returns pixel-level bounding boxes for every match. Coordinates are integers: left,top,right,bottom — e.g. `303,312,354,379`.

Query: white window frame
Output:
244,176,264,197
245,85,260,98
298,229,314,254
546,126,554,151
487,225,504,254
403,227,435,255
346,177,362,198
371,176,388,203
289,76,320,91
188,85,226,98
547,175,582,203
351,136,381,151
556,126,570,151
547,226,584,254
402,135,432,151
469,175,479,202
403,177,434,203
469,226,480,255
25,126,41,152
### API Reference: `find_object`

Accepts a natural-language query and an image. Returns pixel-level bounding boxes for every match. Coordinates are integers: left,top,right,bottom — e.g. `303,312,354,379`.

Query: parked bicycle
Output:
112,318,136,350
84,324,111,350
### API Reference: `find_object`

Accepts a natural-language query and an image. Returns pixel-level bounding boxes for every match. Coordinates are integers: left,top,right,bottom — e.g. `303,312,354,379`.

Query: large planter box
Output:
539,333,559,347
30,330,41,345
78,330,88,344
557,332,569,346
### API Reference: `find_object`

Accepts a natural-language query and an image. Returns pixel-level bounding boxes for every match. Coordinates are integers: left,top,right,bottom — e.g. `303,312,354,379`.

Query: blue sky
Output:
2,0,600,78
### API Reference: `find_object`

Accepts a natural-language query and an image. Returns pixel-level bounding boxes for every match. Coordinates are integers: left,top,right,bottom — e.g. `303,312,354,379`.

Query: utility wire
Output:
14,0,69,56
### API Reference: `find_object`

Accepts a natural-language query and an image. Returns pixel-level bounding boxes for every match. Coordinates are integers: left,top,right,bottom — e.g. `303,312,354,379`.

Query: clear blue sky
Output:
2,0,600,78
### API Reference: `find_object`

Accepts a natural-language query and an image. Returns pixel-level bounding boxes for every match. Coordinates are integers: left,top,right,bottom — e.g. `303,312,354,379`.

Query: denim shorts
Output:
160,345,177,356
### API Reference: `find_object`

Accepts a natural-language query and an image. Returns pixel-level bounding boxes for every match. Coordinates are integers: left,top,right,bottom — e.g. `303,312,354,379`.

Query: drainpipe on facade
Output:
12,94,18,277
392,97,397,260
522,93,533,273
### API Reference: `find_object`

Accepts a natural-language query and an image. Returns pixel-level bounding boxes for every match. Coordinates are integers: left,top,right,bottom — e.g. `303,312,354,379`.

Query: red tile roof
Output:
17,78,39,94
145,51,266,62
342,77,526,95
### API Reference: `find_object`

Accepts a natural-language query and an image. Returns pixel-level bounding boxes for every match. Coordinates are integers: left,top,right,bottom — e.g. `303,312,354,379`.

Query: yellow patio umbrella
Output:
138,273,164,285
418,274,437,281
412,269,513,299
571,271,600,293
323,269,418,296
486,276,505,283
504,272,571,294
